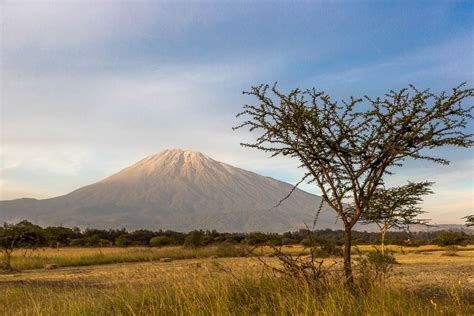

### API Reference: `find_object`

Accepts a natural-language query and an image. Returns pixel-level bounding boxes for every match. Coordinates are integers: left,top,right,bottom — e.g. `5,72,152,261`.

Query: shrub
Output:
300,238,317,247
149,236,172,247
319,240,343,257
115,234,132,247
355,248,396,286
432,231,469,246
69,239,85,247
184,231,205,248
99,239,111,247
441,245,460,257
86,235,101,246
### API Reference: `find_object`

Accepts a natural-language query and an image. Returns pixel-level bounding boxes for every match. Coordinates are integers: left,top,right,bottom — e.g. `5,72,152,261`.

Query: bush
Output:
115,234,132,247
300,238,342,257
366,249,397,265
149,236,172,247
86,235,101,246
300,238,317,247
99,239,111,247
432,231,469,246
69,239,85,247
184,231,205,248
441,245,460,257
319,240,343,257
355,248,396,286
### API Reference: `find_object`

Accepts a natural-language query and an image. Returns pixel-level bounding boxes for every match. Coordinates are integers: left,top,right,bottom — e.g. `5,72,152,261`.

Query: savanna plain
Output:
0,245,472,315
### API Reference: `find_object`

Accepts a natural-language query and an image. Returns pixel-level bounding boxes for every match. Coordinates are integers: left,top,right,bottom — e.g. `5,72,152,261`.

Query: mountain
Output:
0,149,340,232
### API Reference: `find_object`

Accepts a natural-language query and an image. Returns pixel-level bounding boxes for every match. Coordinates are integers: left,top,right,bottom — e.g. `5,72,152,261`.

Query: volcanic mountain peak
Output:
0,149,338,232
99,149,225,183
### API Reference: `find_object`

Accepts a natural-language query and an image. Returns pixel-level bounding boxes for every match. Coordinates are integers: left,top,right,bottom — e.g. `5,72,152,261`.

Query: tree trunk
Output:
381,224,388,256
343,227,353,284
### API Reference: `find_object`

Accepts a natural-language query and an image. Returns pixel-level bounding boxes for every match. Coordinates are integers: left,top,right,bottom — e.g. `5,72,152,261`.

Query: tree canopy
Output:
235,83,473,282
359,181,433,254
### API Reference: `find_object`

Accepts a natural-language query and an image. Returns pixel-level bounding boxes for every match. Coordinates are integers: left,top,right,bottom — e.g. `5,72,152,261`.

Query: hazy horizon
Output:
1,1,473,224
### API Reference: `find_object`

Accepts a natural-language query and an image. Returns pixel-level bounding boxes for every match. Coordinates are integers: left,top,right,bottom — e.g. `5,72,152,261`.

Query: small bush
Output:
184,231,205,249
355,248,396,286
149,236,172,247
69,239,85,247
432,231,469,246
300,238,317,247
99,239,111,247
441,245,460,257
115,234,132,247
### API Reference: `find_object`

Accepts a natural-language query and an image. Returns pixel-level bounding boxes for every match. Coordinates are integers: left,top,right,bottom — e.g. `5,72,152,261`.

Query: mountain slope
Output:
0,149,339,232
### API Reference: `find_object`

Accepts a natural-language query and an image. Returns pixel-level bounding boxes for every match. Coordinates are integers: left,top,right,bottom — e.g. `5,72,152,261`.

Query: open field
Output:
0,247,472,315
5,244,474,271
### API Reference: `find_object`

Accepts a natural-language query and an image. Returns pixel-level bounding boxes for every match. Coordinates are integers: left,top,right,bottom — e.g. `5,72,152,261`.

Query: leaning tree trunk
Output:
343,226,354,284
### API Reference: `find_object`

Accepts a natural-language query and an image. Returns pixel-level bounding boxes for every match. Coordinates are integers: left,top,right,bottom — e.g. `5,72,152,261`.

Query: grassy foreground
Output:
0,249,472,315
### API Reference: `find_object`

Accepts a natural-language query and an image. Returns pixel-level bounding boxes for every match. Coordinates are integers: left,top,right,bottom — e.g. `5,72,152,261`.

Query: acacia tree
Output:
235,83,473,283
0,221,47,271
464,215,474,227
359,181,433,255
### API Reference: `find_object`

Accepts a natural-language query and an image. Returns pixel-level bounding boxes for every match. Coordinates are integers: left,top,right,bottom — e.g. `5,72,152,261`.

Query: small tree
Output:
0,221,47,271
115,234,132,247
463,215,474,227
433,231,470,246
235,83,473,283
359,181,433,255
184,231,205,249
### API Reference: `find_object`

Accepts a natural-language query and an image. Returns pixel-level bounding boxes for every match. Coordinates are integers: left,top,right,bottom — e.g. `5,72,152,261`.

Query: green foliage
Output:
86,235,102,246
184,231,205,248
236,82,473,282
442,245,460,257
300,238,316,247
355,248,397,285
149,236,172,248
432,231,469,246
464,215,474,227
360,182,433,230
69,239,85,247
115,234,132,247
0,221,48,271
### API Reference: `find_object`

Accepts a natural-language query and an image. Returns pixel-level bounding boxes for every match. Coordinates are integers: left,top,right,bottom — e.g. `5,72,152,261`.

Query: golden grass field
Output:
0,245,472,315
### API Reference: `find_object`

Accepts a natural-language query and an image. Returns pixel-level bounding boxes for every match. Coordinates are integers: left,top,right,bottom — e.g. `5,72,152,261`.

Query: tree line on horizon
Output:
1,219,471,250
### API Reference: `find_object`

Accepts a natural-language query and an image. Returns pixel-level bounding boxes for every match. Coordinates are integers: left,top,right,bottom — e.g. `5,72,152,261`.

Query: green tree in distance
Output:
359,181,433,255
235,83,473,284
463,215,474,227
0,221,47,271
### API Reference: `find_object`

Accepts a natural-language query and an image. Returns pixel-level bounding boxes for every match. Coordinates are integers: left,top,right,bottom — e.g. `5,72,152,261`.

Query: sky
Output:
1,0,473,224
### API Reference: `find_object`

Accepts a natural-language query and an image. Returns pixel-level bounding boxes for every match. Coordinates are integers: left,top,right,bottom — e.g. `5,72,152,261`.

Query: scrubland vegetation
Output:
0,248,472,315
2,221,472,315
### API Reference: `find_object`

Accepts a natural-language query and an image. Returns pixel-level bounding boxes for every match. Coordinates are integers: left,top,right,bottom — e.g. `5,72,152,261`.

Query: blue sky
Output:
1,0,473,224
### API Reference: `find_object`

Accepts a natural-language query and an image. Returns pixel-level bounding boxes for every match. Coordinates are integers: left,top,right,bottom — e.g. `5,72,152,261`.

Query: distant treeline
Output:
1,220,472,249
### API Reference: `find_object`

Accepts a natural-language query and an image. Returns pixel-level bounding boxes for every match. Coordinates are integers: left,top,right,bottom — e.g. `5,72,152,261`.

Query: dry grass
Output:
0,248,472,315
11,244,473,271
6,245,247,270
